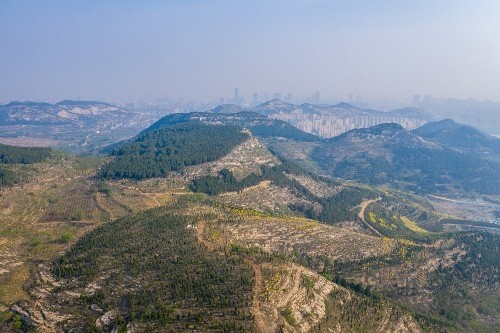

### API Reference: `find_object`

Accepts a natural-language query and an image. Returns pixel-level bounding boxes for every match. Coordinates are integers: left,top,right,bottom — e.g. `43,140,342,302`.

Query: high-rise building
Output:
285,93,292,103
252,93,258,104
234,88,239,105
348,93,353,103
315,91,320,102
220,97,225,104
273,92,281,100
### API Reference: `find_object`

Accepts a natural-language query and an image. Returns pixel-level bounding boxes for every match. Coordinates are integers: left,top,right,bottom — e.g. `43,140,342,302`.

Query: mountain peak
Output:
333,102,358,109
257,99,293,108
55,100,113,107
362,122,405,134
211,104,243,114
4,101,53,107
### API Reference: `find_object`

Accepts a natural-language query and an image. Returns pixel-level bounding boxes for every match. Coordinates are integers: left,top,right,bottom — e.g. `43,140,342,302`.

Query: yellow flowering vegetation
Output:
399,216,428,234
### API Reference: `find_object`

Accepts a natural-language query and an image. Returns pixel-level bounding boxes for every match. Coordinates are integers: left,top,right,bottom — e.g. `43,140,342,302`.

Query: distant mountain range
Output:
0,100,160,153
0,100,127,126
209,99,432,138
111,110,500,195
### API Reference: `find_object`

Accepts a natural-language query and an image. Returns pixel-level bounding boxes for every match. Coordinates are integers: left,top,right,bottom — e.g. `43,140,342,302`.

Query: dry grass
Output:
0,157,108,306
220,215,393,263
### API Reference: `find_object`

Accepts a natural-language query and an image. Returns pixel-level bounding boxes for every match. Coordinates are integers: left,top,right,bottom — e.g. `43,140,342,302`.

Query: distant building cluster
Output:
284,114,427,138
223,88,321,106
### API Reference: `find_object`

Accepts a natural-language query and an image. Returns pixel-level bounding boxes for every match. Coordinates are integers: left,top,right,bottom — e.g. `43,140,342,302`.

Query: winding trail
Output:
247,260,271,333
195,221,270,333
358,198,383,237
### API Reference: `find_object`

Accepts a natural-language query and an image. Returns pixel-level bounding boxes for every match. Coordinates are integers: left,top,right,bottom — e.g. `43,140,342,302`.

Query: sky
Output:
1,0,500,103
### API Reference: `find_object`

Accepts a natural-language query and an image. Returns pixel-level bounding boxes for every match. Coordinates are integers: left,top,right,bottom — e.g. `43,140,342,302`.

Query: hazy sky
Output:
1,0,500,103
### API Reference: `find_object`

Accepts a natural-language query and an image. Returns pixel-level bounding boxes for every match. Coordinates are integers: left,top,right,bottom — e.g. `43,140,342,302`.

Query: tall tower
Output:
234,88,239,105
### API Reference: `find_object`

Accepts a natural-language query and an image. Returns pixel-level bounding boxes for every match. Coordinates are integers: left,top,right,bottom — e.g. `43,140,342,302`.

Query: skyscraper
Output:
234,88,239,105
252,93,258,105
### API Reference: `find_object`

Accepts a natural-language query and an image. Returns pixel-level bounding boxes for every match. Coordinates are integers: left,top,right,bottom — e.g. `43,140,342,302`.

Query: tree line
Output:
0,143,51,164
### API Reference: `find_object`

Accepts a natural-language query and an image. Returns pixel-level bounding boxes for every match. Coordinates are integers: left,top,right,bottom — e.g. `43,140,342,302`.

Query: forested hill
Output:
0,143,52,164
311,123,500,194
99,123,249,180
51,204,255,332
412,119,500,162
142,111,320,142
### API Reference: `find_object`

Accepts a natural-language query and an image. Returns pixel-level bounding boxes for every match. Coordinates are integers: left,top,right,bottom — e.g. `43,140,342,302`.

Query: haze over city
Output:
1,0,500,103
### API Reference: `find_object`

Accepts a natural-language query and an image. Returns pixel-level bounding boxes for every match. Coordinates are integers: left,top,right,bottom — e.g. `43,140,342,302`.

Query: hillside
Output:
1,121,499,332
43,203,255,332
307,123,500,195
15,198,455,332
99,123,249,180
0,143,52,165
413,119,500,163
143,111,320,142
0,144,52,187
0,101,125,126
0,100,161,153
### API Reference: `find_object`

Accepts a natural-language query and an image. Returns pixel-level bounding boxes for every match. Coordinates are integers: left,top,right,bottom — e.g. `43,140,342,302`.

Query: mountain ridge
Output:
208,99,431,138
413,119,500,162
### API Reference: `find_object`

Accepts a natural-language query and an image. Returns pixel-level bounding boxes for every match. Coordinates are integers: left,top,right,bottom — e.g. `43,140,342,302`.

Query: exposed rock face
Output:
95,310,117,331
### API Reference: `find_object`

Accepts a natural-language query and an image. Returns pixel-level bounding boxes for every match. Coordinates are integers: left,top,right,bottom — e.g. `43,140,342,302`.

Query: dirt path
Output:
358,198,383,236
247,260,272,333
195,221,215,251
195,221,270,333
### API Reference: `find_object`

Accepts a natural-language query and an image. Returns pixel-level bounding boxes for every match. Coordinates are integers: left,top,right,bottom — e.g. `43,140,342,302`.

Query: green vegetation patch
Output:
0,143,52,164
0,166,16,186
99,123,249,180
52,204,255,331
191,154,376,224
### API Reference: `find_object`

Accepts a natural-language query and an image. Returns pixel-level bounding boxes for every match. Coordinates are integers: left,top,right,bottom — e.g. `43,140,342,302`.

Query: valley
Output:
3,1,500,332
0,108,498,332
